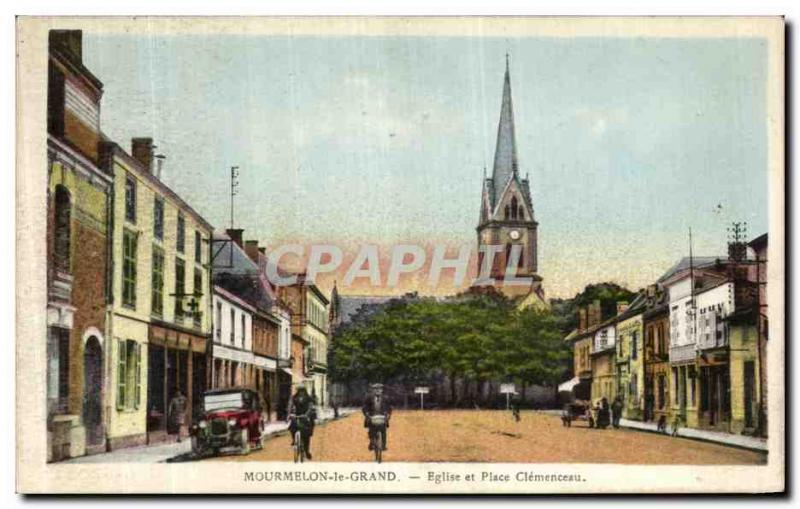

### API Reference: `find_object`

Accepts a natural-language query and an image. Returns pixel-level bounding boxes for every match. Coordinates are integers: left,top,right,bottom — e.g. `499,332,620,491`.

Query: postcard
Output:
16,16,784,494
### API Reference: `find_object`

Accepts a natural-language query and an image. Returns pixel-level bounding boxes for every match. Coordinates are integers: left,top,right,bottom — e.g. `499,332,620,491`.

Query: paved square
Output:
210,410,766,464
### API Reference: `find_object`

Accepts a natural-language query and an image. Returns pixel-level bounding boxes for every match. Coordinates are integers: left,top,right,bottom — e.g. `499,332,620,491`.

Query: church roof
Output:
491,56,519,206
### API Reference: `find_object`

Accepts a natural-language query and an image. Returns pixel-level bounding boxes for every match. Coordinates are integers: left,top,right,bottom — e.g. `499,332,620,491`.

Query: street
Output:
207,410,766,464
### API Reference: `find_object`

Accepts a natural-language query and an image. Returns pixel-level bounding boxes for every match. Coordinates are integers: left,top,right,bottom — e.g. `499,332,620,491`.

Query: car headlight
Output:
228,419,237,427
198,420,207,429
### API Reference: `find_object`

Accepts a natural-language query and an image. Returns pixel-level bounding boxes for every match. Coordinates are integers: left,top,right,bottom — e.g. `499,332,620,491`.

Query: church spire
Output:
491,54,519,205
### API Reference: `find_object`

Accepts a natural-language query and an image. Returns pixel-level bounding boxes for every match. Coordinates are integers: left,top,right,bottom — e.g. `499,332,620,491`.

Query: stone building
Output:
46,30,112,460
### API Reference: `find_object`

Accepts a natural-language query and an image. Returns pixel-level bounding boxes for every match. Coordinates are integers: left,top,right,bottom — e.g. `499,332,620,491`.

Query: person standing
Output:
611,395,623,429
167,389,188,442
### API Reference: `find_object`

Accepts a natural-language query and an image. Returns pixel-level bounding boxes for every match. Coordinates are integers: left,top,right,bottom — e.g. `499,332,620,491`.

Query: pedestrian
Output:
167,388,188,442
611,395,623,429
598,397,610,429
510,394,521,422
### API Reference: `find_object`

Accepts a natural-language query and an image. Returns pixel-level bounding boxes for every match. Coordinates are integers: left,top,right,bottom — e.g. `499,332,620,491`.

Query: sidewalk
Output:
65,407,356,464
618,418,768,452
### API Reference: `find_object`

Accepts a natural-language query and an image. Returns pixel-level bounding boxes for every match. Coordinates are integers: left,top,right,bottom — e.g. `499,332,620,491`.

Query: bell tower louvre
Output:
475,56,544,302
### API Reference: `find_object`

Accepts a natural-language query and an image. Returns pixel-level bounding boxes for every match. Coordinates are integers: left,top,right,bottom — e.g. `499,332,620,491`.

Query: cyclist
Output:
363,383,392,452
288,384,316,460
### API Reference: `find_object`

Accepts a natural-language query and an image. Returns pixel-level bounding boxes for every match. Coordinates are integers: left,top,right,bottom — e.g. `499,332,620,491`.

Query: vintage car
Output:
191,388,268,456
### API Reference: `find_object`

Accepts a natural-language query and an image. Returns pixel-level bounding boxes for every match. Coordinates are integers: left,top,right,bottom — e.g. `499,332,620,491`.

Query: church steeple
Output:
475,56,544,303
491,54,519,206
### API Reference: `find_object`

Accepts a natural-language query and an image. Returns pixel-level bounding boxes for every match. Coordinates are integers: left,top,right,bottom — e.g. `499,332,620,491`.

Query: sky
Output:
83,33,768,299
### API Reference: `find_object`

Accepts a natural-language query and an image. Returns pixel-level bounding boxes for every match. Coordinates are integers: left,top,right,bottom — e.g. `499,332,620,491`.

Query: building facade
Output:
46,30,112,461
590,321,617,402
616,300,645,420
642,284,671,424
211,286,255,390
280,277,330,407
103,137,213,448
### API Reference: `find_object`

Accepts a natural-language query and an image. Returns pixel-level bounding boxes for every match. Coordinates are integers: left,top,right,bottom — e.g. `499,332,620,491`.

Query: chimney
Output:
226,228,244,248
578,308,587,333
131,137,154,172
49,30,83,63
588,300,602,328
616,301,629,315
244,240,260,263
154,154,166,179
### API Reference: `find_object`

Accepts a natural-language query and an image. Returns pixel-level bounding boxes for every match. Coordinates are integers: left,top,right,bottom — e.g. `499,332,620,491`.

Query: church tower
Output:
476,57,544,301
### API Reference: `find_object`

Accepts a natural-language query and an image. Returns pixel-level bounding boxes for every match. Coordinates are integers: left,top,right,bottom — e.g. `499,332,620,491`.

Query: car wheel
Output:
240,428,251,455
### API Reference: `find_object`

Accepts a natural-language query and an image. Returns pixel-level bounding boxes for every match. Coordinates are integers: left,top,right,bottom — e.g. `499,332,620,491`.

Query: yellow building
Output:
726,311,761,435
616,305,645,420
590,321,617,403
102,138,213,449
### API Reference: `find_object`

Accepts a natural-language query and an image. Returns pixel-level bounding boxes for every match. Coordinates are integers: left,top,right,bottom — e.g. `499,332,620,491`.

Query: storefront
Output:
698,349,730,431
146,323,208,442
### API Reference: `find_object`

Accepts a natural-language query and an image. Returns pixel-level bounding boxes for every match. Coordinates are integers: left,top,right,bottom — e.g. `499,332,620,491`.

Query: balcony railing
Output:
669,343,696,364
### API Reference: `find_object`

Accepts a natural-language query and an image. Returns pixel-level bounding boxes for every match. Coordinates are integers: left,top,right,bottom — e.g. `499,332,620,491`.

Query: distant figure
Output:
611,396,623,429
597,397,610,429
511,395,521,422
167,389,188,442
657,415,668,433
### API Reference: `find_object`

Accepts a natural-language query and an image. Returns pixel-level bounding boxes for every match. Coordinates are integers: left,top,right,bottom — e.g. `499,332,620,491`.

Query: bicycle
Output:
290,414,311,463
369,414,388,463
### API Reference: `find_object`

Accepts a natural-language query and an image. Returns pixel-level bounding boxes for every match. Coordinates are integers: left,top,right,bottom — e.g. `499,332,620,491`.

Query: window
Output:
53,185,71,271
176,214,185,253
174,258,185,322
631,331,638,360
241,314,246,346
56,328,70,412
195,231,202,263
510,197,518,219
215,302,222,341
193,268,202,327
151,246,164,316
116,339,141,410
518,206,524,220
153,197,164,240
125,175,137,223
122,229,138,308
504,205,510,220
657,375,666,410
230,309,235,345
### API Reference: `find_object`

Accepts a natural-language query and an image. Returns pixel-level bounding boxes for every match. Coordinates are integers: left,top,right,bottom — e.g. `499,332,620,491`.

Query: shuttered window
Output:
117,339,126,410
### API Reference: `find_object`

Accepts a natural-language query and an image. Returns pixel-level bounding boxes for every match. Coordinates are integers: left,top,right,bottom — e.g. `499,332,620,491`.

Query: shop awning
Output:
281,368,294,377
558,377,581,393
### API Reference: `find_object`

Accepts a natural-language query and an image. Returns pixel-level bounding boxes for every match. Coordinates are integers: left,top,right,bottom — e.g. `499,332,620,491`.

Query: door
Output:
744,361,755,428
82,336,103,445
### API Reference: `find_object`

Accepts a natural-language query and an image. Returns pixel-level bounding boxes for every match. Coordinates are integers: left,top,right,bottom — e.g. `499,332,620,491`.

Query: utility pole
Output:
230,166,240,229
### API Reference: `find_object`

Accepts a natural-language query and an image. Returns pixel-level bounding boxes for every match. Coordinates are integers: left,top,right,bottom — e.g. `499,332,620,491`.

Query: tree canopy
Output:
329,293,570,406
